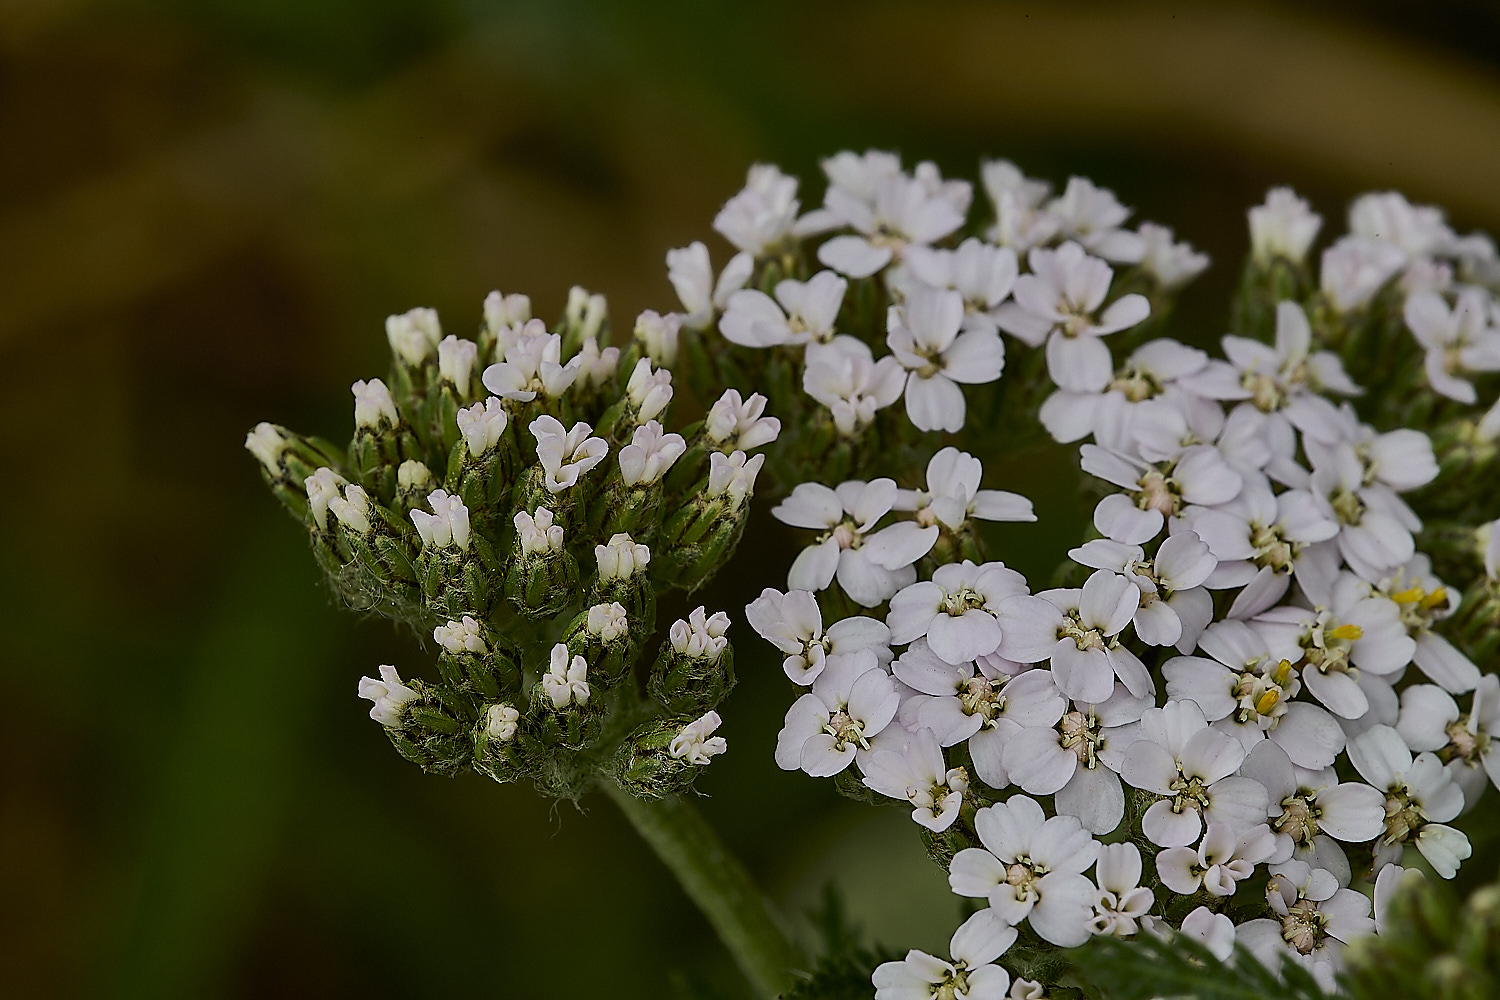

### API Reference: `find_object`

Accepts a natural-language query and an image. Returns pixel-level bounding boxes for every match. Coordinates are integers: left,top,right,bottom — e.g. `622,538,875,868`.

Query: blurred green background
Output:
7,1,1500,996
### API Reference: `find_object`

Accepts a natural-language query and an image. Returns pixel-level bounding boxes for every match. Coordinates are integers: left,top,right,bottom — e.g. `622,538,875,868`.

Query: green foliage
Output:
1071,934,1327,1000
785,887,901,1000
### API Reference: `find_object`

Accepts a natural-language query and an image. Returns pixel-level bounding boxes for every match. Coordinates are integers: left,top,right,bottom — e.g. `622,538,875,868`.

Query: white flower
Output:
1347,724,1471,876
1038,338,1211,445
1044,176,1144,263
514,506,564,556
706,450,765,510
720,271,847,347
437,335,478,390
1320,237,1405,313
634,310,681,368
775,652,900,776
576,336,620,389
670,711,728,765
713,163,800,257
1069,531,1217,650
670,607,731,661
1138,222,1209,290
385,307,441,366
1349,191,1454,260
1250,187,1322,266
542,643,590,709
817,166,970,278
894,447,1036,531
358,665,419,727
1089,842,1154,937
483,322,583,402
666,241,751,330
949,795,1100,947
887,561,1028,664
1082,445,1242,544
1120,699,1269,847
1378,557,1478,694
327,483,372,535
998,690,1145,838
860,726,971,832
993,571,1150,703
595,533,650,582
981,159,1059,253
994,242,1150,393
802,337,906,436
1403,288,1500,404
485,703,520,741
482,290,531,333
705,389,781,452
618,421,687,486
529,415,609,493
745,587,891,685
433,616,488,655
351,378,399,429
1399,676,1500,802
303,467,345,531
1241,739,1385,866
410,489,471,551
904,238,1019,321
872,909,1015,1000
1237,859,1373,993
773,479,938,607
455,397,509,459
1374,863,1422,935
245,422,289,474
586,602,629,643
1156,822,1276,896
1163,620,1345,769
1007,979,1046,1000
624,357,673,422
887,285,1006,432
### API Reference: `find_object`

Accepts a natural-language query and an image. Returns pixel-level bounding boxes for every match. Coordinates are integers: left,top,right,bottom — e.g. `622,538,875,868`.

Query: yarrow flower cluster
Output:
254,147,1500,998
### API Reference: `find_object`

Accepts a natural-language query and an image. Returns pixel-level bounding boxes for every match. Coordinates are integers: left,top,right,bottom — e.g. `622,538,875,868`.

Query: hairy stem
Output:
602,781,805,997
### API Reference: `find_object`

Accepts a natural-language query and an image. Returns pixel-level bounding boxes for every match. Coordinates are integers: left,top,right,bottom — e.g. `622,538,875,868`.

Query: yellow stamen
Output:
1256,690,1281,715
1273,659,1293,685
1389,586,1425,604
1327,623,1364,641
1420,588,1449,611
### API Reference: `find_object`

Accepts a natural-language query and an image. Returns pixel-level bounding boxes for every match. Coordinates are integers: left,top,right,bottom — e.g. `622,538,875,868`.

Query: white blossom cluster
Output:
724,158,1500,994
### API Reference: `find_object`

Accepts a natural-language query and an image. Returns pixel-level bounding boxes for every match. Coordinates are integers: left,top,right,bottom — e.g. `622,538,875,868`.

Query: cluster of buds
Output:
248,288,777,800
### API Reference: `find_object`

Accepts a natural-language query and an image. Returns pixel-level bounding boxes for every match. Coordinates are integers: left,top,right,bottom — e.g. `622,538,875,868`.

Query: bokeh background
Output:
7,2,1500,996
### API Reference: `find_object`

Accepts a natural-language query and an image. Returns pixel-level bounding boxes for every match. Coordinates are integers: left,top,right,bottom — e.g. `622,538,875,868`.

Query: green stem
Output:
602,781,805,997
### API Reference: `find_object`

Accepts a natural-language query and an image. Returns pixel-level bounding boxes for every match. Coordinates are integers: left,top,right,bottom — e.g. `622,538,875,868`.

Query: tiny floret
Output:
304,467,347,531
358,665,419,727
482,290,531,332
245,422,288,475
706,450,765,510
529,415,609,493
619,421,688,486
542,643,590,709
433,616,488,655
514,506,565,555
625,357,674,422
670,607,732,661
410,489,471,551
596,533,650,581
327,483,372,535
670,711,728,765
455,398,508,458
586,602,630,643
385,307,442,366
634,310,682,368
437,335,478,390
397,460,432,490
351,378,399,429
485,703,520,741
706,389,781,451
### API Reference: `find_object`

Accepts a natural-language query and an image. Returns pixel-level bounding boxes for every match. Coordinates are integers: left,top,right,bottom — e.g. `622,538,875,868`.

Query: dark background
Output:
6,2,1500,996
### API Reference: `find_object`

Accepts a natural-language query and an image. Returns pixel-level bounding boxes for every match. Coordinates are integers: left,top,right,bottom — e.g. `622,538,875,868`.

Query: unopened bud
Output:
706,450,765,510
411,489,471,551
705,390,781,452
542,643,591,709
438,335,478,391
515,506,565,555
483,290,531,333
587,602,630,643
577,337,621,389
328,483,373,535
668,711,727,765
634,309,681,368
245,422,290,475
386,307,442,366
596,533,650,582
669,607,730,661
456,398,508,459
625,357,673,422
618,421,688,486
398,460,432,491
358,664,419,727
433,616,488,655
485,702,520,741
352,378,399,429
304,467,347,531
565,286,608,342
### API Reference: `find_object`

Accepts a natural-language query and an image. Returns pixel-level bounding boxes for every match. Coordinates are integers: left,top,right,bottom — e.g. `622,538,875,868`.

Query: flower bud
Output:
304,467,347,531
587,602,630,643
245,422,290,476
634,309,681,368
705,389,780,452
515,506,565,555
596,533,650,582
618,421,687,487
564,285,608,343
358,664,419,727
611,716,723,799
668,711,727,766
560,601,637,688
1249,187,1322,268
411,489,471,551
433,615,488,655
456,398,509,459
529,415,609,494
483,290,531,334
486,702,520,741
625,357,673,423
352,378,399,430
394,460,434,512
706,450,764,511
437,335,478,393
577,336,621,389
386,307,442,366
649,607,735,714
327,483,373,535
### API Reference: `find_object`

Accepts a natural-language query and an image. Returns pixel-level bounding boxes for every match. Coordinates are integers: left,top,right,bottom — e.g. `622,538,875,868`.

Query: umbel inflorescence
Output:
250,150,1500,998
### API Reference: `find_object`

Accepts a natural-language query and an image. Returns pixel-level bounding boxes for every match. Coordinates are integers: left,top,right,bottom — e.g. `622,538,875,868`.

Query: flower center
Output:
824,710,870,751
942,586,986,616
1060,614,1108,651
1059,710,1105,768
1250,522,1300,573
1389,583,1448,632
1169,773,1211,814
1281,898,1328,955
1274,793,1322,845
932,965,972,1000
1381,783,1428,846
959,676,1006,724
1303,615,1363,675
1005,858,1045,897
1134,469,1180,516
1110,365,1162,402
1442,720,1490,766
830,521,860,549
1231,658,1296,725
1244,372,1287,412
1330,487,1365,527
